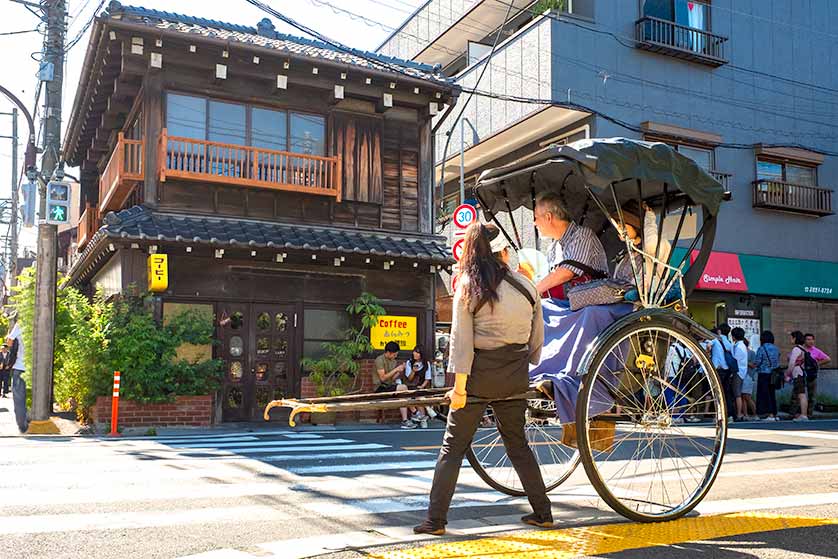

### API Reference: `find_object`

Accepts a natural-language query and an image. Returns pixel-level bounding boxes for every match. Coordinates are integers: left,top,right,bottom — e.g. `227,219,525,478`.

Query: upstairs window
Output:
757,159,816,186
642,0,711,31
164,92,326,156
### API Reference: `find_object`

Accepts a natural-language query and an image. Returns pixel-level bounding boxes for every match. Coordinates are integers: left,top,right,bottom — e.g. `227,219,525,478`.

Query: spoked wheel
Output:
466,397,580,496
576,318,727,522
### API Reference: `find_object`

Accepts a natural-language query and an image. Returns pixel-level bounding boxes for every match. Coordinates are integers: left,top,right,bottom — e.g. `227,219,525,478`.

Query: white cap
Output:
489,233,509,254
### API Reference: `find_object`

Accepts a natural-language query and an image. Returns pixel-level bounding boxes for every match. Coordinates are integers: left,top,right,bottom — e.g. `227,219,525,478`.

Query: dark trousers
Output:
755,373,777,417
718,369,736,419
0,370,10,394
11,369,28,432
427,345,551,523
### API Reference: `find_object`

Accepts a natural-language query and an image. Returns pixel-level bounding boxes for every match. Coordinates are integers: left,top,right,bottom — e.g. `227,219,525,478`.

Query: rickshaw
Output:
265,138,730,523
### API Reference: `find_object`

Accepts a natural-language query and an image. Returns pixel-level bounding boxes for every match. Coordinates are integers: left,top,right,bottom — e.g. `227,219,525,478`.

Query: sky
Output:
0,0,421,254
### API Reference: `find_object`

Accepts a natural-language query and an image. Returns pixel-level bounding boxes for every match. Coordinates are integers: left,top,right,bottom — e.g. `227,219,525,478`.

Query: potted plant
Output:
301,293,386,424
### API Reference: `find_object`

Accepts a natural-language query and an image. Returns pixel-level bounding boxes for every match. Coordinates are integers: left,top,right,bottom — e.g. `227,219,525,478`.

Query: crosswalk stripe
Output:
173,438,356,449
254,450,430,463
287,460,442,474
188,443,392,456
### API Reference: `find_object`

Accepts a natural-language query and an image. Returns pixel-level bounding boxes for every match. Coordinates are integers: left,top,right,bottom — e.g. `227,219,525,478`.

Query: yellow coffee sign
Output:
370,315,417,350
148,254,169,292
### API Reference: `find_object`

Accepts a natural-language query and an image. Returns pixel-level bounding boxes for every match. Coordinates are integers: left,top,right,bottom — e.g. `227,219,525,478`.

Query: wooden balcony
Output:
753,180,834,217
77,203,100,251
99,132,144,215
710,170,732,190
635,16,728,66
157,128,342,202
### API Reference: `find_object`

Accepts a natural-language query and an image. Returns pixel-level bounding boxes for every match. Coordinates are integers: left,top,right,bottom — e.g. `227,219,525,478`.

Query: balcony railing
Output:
710,171,732,190
77,203,99,251
99,132,144,215
158,129,342,202
635,16,728,66
753,180,834,217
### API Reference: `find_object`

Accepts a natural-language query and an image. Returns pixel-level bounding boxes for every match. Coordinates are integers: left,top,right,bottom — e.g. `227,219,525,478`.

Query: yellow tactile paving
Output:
373,512,838,559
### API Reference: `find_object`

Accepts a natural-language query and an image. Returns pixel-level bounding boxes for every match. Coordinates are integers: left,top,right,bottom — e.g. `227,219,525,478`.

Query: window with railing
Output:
637,0,727,64
754,158,832,216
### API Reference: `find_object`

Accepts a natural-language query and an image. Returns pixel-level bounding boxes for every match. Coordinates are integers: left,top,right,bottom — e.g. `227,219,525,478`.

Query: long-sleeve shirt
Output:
448,270,544,375
710,336,732,371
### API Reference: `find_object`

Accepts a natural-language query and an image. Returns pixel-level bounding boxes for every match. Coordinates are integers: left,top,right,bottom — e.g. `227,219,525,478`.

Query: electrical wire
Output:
0,28,40,36
65,0,106,52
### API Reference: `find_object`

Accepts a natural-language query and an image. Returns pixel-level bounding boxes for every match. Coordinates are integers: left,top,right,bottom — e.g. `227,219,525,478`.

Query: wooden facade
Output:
64,6,456,422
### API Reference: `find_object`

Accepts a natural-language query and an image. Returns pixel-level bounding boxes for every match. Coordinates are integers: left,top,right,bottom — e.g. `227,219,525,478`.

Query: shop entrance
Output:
217,303,299,422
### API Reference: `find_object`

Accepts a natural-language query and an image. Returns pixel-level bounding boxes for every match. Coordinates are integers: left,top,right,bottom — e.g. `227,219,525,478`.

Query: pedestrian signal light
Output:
45,180,71,225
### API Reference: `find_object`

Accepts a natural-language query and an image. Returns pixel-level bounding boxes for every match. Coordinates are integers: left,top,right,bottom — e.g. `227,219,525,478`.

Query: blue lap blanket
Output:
529,299,634,424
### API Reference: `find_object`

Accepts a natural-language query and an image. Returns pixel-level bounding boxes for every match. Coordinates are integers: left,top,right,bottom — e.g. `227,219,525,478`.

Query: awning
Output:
672,248,838,300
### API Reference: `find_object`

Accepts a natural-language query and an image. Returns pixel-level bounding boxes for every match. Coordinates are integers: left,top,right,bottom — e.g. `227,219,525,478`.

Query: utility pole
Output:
10,108,19,290
0,108,20,291
29,0,65,434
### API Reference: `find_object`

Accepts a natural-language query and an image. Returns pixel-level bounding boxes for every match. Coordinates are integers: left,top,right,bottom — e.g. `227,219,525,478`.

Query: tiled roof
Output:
106,1,451,84
86,206,452,264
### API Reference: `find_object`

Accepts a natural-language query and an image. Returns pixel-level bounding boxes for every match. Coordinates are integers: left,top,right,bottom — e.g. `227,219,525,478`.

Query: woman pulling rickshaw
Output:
266,137,731,524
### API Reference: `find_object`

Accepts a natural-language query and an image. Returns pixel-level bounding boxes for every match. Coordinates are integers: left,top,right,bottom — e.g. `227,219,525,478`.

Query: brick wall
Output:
771,299,838,364
92,395,213,428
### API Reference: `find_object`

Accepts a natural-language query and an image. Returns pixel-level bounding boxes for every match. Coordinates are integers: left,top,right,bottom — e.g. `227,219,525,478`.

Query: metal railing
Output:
635,16,728,65
710,170,732,190
752,179,834,216
99,132,144,214
158,128,342,201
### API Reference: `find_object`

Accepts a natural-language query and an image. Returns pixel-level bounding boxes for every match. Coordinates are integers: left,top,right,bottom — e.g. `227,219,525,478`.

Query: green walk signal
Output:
46,180,72,225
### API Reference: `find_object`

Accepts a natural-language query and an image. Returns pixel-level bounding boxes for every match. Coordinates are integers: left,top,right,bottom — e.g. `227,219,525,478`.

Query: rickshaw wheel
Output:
575,317,727,522
465,397,580,496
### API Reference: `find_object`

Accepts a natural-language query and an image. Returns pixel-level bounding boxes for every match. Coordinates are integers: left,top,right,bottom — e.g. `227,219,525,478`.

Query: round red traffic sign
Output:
451,272,459,293
452,238,465,261
453,204,477,229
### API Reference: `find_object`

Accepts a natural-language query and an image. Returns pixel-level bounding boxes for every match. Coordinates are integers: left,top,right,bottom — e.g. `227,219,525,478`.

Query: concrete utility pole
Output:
0,108,20,291
10,108,19,290
29,0,65,434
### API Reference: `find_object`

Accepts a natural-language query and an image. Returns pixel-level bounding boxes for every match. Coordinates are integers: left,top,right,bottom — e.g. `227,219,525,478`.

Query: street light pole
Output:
10,108,19,290
29,0,65,435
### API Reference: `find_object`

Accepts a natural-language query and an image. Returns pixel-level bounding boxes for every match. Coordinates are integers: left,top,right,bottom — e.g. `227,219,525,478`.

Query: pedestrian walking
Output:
414,222,550,536
799,333,830,418
730,327,749,422
5,310,28,432
741,338,757,419
710,324,736,421
754,331,780,421
786,331,809,422
0,343,11,397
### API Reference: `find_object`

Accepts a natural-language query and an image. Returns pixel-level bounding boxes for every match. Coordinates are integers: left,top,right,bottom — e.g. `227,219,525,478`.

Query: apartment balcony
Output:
158,129,342,202
77,203,100,251
710,171,732,190
99,132,144,215
635,16,728,67
753,180,834,217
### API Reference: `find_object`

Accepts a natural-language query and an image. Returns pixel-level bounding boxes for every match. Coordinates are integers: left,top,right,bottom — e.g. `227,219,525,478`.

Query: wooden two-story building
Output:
64,2,458,422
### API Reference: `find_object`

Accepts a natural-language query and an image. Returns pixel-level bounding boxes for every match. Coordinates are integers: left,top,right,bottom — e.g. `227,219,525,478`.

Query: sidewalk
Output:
0,393,22,436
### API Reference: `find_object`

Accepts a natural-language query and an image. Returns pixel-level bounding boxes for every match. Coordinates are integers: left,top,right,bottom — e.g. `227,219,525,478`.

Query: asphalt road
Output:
0,415,836,559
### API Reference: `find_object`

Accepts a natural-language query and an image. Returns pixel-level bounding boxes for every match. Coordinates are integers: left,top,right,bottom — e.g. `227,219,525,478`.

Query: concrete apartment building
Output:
379,0,838,365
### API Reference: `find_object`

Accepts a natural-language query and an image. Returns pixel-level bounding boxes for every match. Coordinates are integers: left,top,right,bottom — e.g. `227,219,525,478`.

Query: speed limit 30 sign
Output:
453,204,477,229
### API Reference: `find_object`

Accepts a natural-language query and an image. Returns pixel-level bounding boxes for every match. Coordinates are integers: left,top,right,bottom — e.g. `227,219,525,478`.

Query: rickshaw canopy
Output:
474,138,727,220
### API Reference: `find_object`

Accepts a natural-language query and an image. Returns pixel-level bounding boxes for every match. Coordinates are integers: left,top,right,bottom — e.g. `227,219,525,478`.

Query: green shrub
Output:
301,293,386,397
10,268,222,422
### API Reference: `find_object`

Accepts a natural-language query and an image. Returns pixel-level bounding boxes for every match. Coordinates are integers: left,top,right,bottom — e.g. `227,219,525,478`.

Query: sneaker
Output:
685,416,702,423
411,411,423,422
419,417,429,429
792,416,810,422
413,519,446,536
426,407,438,419
521,512,554,528
760,416,775,422
401,419,418,429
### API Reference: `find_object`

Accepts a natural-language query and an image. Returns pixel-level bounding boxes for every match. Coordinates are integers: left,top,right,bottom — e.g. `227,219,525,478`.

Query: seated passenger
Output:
529,192,634,424
533,191,609,299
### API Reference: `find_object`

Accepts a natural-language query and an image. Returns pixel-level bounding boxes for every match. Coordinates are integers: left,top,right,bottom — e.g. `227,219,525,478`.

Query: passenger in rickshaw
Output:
528,192,634,425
